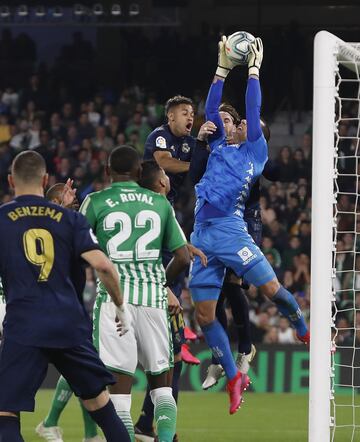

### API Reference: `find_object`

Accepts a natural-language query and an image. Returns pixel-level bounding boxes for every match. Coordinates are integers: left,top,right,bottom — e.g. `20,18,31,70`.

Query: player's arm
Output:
153,150,189,173
163,202,190,284
189,123,213,185
246,38,263,143
81,249,130,336
205,36,236,144
82,249,123,307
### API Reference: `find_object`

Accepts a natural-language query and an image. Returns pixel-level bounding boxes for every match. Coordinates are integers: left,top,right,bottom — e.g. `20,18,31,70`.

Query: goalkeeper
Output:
189,36,310,414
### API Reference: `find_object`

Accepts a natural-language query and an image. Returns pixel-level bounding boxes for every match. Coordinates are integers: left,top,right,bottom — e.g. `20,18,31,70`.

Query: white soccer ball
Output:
225,31,256,65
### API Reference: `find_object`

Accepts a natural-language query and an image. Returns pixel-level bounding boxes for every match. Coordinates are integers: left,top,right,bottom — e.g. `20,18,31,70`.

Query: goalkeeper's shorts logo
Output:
237,246,257,265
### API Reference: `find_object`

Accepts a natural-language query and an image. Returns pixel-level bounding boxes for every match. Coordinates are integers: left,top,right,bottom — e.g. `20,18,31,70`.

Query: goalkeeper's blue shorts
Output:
189,217,275,302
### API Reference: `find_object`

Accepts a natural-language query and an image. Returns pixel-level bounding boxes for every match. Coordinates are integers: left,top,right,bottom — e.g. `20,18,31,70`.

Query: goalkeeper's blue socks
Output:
273,286,308,337
88,399,130,442
0,416,24,442
202,319,237,380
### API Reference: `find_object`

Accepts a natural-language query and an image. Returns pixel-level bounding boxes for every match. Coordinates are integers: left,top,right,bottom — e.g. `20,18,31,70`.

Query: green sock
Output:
117,411,135,442
152,389,177,442
79,400,98,439
110,394,135,442
43,376,73,427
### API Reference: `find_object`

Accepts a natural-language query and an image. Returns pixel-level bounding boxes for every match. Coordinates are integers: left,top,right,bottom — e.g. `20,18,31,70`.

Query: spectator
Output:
278,317,296,343
92,125,114,152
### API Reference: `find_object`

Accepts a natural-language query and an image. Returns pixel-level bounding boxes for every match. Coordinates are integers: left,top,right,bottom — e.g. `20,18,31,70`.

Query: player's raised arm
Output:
205,36,236,143
245,38,263,143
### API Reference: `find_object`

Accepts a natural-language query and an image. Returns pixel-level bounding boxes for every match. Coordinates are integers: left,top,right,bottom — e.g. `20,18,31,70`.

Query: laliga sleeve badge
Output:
156,136,167,149
182,142,190,153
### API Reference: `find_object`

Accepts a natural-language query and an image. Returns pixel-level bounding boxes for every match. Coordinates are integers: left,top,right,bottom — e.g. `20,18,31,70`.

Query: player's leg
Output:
244,265,309,342
94,299,137,440
79,399,101,441
137,306,177,442
108,373,135,442
47,339,131,442
224,229,309,344
36,375,72,440
202,292,227,390
0,338,49,442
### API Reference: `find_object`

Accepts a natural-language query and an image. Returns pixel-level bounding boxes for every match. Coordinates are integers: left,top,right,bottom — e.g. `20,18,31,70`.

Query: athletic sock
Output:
88,399,130,442
110,394,134,441
273,285,308,336
135,385,154,432
201,319,237,380
43,376,73,427
213,293,227,365
0,416,24,442
150,387,177,442
171,360,182,403
79,399,98,439
223,282,252,354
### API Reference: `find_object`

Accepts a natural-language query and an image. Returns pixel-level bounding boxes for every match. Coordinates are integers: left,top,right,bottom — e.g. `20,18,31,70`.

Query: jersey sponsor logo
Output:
238,246,257,265
181,142,190,153
156,136,167,149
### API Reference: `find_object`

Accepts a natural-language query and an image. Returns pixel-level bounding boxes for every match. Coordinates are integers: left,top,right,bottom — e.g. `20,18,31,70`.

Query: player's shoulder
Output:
146,124,171,149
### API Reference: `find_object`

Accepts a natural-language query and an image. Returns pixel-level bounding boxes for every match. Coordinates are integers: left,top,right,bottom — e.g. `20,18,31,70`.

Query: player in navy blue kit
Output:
0,151,131,442
136,96,196,441
189,36,309,415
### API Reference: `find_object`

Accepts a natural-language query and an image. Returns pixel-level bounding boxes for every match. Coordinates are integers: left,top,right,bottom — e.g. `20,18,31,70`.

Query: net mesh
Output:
332,42,360,442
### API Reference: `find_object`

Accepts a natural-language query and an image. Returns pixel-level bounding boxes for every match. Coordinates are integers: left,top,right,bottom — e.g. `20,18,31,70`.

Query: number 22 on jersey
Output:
104,210,161,262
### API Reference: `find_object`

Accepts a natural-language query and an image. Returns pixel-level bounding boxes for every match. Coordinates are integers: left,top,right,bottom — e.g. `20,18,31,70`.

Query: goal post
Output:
310,31,360,442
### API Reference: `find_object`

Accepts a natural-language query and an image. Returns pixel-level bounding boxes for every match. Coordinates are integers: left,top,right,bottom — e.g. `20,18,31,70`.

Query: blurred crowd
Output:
0,28,358,347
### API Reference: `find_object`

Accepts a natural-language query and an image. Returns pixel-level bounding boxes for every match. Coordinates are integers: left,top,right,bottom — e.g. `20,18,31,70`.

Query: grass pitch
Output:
22,390,309,441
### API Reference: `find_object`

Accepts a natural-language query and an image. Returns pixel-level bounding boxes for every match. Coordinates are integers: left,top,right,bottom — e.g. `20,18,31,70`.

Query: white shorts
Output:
0,303,5,336
94,302,173,376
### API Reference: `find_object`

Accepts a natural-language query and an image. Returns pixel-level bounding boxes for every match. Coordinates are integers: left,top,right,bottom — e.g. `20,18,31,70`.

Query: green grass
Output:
22,390,309,441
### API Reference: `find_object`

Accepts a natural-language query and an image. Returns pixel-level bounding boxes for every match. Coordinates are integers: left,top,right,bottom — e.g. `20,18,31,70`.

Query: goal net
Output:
310,31,360,442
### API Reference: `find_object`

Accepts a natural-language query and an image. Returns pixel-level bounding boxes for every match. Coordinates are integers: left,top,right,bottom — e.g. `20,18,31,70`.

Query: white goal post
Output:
310,31,360,442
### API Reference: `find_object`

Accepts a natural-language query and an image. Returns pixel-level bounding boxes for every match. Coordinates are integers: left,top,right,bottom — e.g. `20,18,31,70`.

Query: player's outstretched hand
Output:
248,37,263,78
216,35,236,79
61,178,78,209
197,121,217,142
187,243,208,267
167,288,183,316
115,304,131,336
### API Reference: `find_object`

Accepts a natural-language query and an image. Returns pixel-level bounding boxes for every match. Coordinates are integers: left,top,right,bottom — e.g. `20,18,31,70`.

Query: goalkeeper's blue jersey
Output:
195,77,268,223
195,134,267,221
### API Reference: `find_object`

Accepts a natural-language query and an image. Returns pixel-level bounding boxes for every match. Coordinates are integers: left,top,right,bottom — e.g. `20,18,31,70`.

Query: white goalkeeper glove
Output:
248,37,263,77
216,35,236,79
115,304,131,336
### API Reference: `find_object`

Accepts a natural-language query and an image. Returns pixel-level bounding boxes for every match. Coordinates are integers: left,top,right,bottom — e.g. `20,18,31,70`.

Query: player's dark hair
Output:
219,103,241,126
139,160,162,191
260,119,271,142
109,145,140,174
165,95,193,115
46,183,64,201
12,150,46,183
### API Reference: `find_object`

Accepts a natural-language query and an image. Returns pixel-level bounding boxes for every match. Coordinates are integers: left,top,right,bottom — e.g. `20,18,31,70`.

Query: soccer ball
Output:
225,31,256,65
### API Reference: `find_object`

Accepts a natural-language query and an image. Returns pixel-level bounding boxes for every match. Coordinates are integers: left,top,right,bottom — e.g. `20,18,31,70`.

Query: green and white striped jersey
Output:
80,181,187,309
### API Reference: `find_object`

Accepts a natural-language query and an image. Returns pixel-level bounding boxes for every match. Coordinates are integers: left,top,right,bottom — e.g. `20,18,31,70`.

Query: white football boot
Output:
236,344,257,374
35,422,64,442
202,364,225,390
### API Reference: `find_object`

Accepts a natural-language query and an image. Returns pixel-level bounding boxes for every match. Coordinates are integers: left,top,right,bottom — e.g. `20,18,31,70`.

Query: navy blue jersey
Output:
0,195,100,348
143,124,195,203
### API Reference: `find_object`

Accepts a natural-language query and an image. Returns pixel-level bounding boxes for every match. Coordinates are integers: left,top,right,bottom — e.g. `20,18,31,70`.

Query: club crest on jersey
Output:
181,142,190,153
156,136,167,149
237,246,257,265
